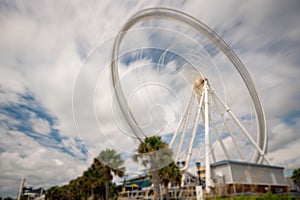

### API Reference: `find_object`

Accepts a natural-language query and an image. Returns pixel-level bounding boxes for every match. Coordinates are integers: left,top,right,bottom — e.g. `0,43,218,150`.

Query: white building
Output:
210,160,288,195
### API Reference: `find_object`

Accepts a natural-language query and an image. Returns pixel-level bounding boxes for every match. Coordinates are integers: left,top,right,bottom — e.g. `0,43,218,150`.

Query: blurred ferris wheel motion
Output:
110,8,270,192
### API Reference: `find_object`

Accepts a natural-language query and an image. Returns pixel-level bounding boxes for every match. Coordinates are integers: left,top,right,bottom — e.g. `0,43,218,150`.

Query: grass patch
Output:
206,192,299,200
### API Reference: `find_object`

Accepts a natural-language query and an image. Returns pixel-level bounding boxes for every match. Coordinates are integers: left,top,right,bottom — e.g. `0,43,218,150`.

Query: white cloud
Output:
30,117,51,135
54,159,64,166
268,118,300,152
0,130,90,197
268,137,300,169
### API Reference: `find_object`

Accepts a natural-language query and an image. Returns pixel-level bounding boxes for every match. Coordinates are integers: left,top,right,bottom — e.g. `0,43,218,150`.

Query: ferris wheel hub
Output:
193,77,205,88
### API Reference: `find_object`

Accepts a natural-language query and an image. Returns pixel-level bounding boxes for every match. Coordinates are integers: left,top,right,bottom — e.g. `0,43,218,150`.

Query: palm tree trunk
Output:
105,180,109,200
152,170,160,200
164,182,170,200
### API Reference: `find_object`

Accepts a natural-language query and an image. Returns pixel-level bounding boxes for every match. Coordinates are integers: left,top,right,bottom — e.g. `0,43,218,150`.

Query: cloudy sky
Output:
1,0,300,197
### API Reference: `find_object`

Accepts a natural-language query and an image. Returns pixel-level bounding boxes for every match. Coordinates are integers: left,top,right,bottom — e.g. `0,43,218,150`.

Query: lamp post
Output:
177,161,186,186
181,161,186,167
196,162,202,186
123,174,128,191
123,176,126,186
176,161,186,168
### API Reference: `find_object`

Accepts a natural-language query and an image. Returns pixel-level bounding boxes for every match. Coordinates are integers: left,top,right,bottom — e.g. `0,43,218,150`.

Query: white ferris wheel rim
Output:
110,7,267,164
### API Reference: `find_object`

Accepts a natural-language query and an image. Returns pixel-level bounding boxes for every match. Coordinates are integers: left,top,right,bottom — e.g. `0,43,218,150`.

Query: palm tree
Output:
97,149,125,200
46,150,123,200
68,179,79,200
159,162,182,200
134,136,173,200
87,159,105,199
292,168,300,191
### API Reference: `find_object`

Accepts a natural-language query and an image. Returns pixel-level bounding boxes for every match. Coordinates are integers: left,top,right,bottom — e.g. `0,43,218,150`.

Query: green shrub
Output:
207,192,297,200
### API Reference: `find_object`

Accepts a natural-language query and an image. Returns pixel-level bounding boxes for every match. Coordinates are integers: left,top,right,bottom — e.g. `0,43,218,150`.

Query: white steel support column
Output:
211,90,271,165
170,94,194,148
204,79,212,194
181,82,205,171
211,94,245,161
176,95,195,159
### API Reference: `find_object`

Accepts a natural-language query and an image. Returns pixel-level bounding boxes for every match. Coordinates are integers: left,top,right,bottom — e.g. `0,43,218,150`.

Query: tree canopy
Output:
291,168,300,190
98,149,125,200
134,136,181,200
46,149,125,200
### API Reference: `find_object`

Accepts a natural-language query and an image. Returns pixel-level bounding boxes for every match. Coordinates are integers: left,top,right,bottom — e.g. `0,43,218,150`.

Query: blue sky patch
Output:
0,87,88,160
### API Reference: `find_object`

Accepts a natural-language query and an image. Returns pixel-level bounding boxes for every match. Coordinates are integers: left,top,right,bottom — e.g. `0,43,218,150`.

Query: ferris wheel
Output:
110,8,270,193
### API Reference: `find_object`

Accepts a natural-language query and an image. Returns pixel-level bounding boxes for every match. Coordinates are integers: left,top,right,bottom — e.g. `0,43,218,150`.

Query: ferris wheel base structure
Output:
198,160,288,195
171,77,271,194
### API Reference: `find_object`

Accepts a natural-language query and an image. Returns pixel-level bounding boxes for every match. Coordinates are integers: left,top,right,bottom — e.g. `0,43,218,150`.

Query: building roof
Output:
119,170,199,188
22,187,45,195
210,160,284,169
126,179,152,188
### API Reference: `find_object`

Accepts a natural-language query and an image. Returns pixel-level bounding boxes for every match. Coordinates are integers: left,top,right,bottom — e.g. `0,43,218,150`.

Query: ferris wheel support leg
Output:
211,90,271,165
203,110,217,162
170,119,183,148
209,112,231,161
228,110,271,164
211,94,245,161
204,80,212,194
209,141,217,163
170,93,194,148
224,118,246,161
175,94,195,159
181,83,206,171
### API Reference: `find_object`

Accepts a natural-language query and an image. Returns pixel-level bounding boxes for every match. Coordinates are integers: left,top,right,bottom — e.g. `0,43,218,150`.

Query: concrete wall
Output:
211,163,232,183
211,161,286,186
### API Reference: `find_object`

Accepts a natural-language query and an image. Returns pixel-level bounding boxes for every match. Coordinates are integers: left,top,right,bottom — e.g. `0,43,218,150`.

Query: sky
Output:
1,0,300,197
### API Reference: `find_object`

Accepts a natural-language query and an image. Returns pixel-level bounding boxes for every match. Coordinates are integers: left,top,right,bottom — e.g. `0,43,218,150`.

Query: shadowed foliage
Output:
133,136,181,200
98,149,125,200
46,149,124,200
291,168,300,190
159,162,182,200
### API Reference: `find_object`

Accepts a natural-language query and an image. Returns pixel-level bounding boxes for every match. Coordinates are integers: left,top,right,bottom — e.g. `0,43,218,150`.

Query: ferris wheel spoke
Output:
210,89,271,164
